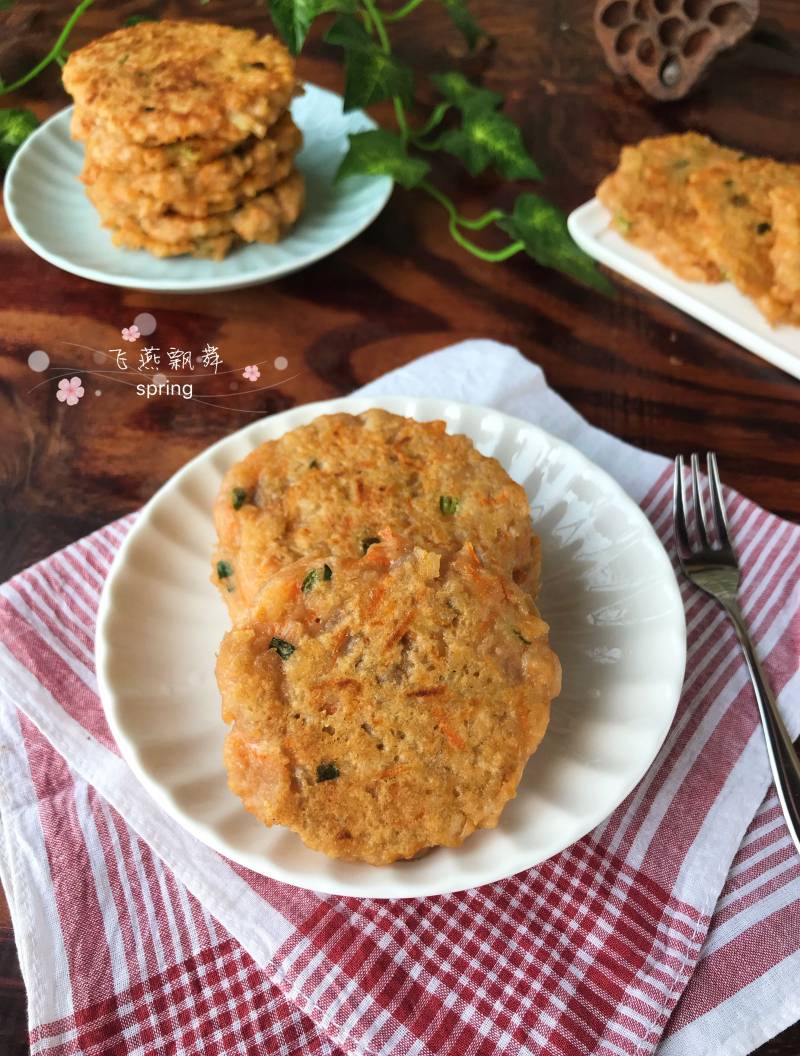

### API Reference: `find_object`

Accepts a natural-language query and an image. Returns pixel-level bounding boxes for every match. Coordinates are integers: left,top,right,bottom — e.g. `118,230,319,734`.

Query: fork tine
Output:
707,452,732,550
690,453,711,548
672,455,690,557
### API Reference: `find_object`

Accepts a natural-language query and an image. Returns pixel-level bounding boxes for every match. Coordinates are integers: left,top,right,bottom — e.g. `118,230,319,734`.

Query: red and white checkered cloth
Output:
1,342,798,1056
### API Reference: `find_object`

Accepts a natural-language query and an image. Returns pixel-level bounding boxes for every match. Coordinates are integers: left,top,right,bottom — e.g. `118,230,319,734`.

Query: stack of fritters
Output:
212,410,561,865
598,132,800,326
62,21,305,260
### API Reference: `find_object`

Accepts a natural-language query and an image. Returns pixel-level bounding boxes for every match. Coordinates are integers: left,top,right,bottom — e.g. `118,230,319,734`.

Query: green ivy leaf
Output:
430,73,540,181
268,0,354,56
324,11,371,47
0,108,38,171
497,194,614,294
430,71,501,113
124,14,158,25
337,129,429,188
439,108,542,180
0,0,16,9
341,48,413,111
438,0,485,50
325,15,413,110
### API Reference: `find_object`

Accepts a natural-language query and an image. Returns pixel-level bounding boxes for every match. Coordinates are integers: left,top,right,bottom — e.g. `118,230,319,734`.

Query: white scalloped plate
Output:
95,397,686,898
3,85,392,294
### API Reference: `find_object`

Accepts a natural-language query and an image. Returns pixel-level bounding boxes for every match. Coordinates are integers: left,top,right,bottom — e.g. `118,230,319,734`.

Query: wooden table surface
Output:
1,1,798,1053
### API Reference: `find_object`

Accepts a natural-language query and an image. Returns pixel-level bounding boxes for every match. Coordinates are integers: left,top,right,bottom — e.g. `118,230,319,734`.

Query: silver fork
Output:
673,453,800,857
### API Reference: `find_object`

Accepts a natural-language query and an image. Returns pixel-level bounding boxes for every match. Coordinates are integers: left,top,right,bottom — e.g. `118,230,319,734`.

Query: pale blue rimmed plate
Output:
3,84,392,294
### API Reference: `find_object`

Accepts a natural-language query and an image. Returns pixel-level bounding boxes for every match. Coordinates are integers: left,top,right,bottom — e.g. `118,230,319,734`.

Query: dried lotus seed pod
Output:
594,0,759,101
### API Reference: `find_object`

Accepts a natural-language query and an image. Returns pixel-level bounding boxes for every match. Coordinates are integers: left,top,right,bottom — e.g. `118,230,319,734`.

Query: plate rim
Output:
568,197,800,383
95,395,687,899
3,86,393,294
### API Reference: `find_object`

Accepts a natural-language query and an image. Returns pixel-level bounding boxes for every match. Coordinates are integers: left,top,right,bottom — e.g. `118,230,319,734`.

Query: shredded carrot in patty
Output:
363,549,391,571
463,541,482,569
433,708,466,750
385,611,414,648
363,583,386,618
477,488,512,507
316,678,359,691
394,449,422,469
378,764,408,780
330,627,350,656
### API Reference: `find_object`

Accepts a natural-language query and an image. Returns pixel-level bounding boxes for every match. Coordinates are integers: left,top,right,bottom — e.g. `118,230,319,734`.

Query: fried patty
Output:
597,132,738,282
105,227,238,261
212,410,541,621
769,185,800,319
89,170,305,256
63,21,298,145
77,123,252,174
81,113,302,216
231,172,305,242
86,150,297,222
688,159,800,325
217,538,560,864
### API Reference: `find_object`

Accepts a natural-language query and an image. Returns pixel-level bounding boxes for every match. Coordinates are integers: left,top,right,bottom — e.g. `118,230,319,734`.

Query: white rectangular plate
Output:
568,198,800,383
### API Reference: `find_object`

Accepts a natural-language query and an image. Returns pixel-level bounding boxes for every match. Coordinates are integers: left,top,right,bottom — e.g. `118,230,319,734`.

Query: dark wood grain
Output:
1,1,798,1053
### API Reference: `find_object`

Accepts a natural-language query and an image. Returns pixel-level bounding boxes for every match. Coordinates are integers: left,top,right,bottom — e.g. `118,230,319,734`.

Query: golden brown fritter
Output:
88,170,305,257
212,410,541,621
688,159,800,325
81,113,303,217
216,538,560,864
769,185,800,319
76,121,253,174
597,132,738,282
63,21,298,145
86,151,297,222
231,170,305,242
104,226,238,261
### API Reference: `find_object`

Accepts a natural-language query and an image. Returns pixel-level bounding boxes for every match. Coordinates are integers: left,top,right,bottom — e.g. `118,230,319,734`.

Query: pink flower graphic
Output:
122,325,140,342
56,377,85,406
243,364,261,381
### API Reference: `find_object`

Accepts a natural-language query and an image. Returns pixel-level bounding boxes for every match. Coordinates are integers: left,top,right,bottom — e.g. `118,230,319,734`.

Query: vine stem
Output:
360,0,410,141
384,0,427,22
457,208,505,231
393,97,410,140
0,0,95,95
356,0,522,264
411,101,450,140
413,133,446,152
362,0,391,52
420,181,524,262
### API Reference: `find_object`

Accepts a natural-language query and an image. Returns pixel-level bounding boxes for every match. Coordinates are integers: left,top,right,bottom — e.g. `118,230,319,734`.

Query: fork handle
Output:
726,601,800,857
